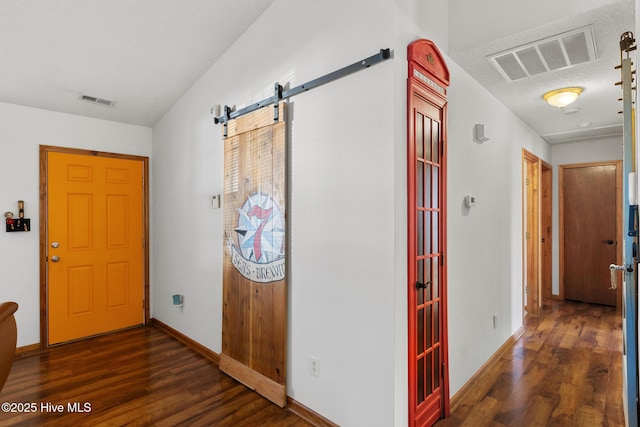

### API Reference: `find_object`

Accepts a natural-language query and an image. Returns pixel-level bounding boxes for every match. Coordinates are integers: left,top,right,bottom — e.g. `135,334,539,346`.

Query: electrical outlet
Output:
309,356,320,377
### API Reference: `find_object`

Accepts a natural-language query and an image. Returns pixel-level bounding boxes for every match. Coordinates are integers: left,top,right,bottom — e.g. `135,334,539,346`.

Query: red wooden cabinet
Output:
407,39,450,427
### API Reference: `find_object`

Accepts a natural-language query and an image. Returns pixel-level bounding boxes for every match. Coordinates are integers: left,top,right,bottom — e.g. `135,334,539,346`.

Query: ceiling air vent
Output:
78,93,116,107
488,26,598,82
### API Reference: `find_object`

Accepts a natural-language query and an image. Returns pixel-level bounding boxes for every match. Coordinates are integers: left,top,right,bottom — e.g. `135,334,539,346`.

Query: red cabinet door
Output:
407,39,450,427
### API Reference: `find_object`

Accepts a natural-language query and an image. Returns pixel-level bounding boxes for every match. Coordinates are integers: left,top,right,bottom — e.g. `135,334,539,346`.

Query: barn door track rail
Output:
213,48,392,136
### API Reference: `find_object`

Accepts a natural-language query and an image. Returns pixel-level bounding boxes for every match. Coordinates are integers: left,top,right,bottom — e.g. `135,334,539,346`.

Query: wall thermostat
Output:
464,195,476,208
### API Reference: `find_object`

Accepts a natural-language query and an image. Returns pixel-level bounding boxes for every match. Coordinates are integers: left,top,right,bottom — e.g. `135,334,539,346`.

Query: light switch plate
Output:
210,195,221,209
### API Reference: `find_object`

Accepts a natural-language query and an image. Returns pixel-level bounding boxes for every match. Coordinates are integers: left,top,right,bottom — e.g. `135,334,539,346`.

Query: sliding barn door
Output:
407,40,450,427
220,103,287,407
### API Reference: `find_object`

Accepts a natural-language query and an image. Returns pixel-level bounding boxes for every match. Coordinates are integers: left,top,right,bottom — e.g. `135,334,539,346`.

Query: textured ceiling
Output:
0,0,274,127
449,0,635,143
0,0,634,141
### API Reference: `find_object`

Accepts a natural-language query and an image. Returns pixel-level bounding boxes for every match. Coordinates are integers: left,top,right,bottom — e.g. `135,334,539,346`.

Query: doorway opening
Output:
522,150,552,317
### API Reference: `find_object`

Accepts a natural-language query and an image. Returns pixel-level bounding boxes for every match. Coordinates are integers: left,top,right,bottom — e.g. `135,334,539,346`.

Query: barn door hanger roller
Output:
212,48,392,136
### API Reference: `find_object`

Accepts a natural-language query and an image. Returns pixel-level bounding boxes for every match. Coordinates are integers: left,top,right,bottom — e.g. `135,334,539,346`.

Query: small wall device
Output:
172,294,184,309
464,195,476,208
474,124,490,143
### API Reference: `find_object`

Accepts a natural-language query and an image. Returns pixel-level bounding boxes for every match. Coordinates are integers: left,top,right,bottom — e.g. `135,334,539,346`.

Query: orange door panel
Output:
47,152,144,345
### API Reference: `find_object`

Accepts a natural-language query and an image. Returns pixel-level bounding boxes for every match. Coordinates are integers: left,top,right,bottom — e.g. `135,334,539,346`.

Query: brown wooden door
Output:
407,39,450,427
47,151,145,344
220,103,287,407
561,162,619,306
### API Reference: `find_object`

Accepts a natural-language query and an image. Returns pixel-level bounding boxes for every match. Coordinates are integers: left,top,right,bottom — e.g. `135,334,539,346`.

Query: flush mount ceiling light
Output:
543,87,583,108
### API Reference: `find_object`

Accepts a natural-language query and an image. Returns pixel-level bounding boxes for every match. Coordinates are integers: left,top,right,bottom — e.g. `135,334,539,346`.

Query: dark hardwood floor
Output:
0,326,312,426
437,300,625,426
0,300,625,426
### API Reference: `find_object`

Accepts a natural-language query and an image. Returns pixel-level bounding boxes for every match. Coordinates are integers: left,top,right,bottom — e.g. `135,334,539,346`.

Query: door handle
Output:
50,255,60,262
605,240,615,245
609,264,625,289
416,281,431,290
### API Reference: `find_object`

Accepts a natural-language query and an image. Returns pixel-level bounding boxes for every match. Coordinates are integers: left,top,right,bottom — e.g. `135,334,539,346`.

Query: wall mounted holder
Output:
464,195,476,208
474,124,490,143
5,200,30,232
5,217,30,232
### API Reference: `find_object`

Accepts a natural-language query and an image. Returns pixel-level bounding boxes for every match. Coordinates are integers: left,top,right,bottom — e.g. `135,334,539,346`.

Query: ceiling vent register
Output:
78,93,116,107
487,26,598,82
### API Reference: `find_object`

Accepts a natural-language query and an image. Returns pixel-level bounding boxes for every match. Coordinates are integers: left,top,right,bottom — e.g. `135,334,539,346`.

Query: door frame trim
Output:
541,160,553,301
521,151,553,315
558,160,622,307
39,145,150,349
522,149,541,316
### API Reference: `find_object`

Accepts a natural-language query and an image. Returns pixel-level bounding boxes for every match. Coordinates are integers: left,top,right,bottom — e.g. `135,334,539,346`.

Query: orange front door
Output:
47,151,144,345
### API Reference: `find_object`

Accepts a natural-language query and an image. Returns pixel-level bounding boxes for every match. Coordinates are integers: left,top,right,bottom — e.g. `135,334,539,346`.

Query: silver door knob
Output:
50,256,60,262
51,242,59,248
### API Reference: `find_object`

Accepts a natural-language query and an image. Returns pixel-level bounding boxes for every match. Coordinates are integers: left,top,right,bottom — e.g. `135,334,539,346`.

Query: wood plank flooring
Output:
0,300,625,426
0,326,312,426
437,300,625,426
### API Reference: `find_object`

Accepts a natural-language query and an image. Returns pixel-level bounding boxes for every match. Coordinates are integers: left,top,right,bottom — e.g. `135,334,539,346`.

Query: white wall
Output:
550,136,623,295
151,1,395,426
151,0,554,425
551,135,623,165
445,62,550,395
0,1,555,425
0,101,152,347
0,1,623,425
392,1,449,424
393,0,550,414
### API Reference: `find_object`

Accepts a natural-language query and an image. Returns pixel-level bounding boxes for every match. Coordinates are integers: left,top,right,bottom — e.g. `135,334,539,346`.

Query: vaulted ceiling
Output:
0,0,274,127
0,0,634,143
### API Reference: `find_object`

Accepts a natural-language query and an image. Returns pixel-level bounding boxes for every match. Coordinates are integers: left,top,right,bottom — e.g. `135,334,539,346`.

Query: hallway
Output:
437,300,624,426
